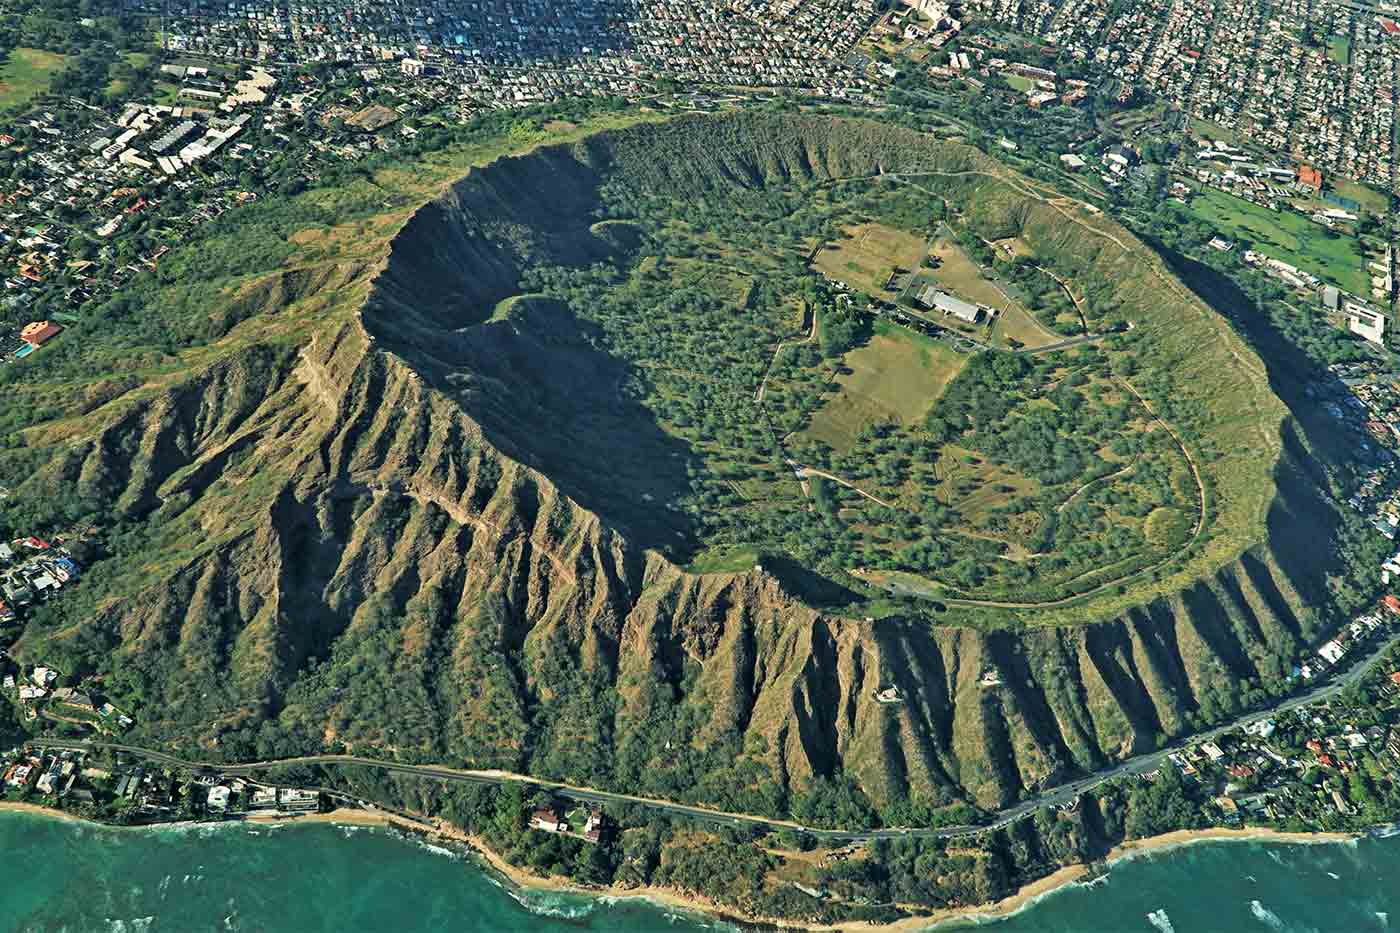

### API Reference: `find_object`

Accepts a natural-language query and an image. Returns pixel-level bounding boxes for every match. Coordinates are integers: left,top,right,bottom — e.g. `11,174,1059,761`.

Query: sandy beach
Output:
1101,825,1355,862
0,802,1368,932
0,800,87,823
848,826,1363,933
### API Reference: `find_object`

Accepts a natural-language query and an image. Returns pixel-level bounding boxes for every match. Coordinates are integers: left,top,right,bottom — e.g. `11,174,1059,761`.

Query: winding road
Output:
35,625,1400,844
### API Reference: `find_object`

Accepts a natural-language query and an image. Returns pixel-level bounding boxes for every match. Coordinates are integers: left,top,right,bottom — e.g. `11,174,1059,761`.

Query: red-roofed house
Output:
1384,594,1400,614
1381,18,1400,35
19,320,61,347
1389,671,1400,687
1297,164,1323,191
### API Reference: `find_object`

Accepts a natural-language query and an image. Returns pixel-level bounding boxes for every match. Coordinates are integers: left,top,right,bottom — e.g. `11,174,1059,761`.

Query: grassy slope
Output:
0,47,65,109
931,164,1287,626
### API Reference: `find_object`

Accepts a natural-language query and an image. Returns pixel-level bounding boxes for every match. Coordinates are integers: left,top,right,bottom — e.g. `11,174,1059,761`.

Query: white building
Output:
1318,640,1346,664
1346,304,1386,345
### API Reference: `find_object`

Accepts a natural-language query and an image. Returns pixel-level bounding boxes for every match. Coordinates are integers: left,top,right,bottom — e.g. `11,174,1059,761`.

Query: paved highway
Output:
36,627,1400,844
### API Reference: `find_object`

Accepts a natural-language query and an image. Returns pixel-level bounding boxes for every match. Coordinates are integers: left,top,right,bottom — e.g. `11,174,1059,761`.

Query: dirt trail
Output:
793,464,897,509
755,305,817,403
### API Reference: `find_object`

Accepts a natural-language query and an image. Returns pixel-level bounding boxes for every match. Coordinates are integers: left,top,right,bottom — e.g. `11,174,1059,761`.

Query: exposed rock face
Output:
18,113,1333,818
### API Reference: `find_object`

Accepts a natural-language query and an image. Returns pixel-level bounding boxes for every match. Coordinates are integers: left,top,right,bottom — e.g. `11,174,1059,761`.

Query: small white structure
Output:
875,685,905,703
207,785,231,812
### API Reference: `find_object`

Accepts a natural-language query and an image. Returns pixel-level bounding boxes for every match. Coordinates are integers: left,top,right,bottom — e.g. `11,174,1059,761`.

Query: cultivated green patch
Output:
1181,187,1369,294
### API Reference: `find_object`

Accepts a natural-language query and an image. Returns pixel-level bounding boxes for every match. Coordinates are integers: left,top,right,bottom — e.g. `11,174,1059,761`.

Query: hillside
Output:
0,110,1367,819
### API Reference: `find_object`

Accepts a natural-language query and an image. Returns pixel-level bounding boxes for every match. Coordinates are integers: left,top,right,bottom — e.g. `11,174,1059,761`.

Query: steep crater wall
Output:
23,113,1358,821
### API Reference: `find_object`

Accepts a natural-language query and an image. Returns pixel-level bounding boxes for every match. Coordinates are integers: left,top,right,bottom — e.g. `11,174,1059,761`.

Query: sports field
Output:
812,223,928,293
1331,178,1390,215
1184,188,1369,294
803,320,966,451
0,48,65,110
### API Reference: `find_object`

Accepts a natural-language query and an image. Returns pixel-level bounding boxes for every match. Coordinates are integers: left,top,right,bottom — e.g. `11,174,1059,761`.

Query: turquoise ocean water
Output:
2,812,1399,932
966,832,1400,933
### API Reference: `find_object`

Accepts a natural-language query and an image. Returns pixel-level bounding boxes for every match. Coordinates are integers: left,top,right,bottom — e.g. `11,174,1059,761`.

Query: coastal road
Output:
35,627,1400,845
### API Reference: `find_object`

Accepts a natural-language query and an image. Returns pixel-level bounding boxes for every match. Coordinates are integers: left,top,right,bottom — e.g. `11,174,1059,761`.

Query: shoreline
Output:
0,801,88,823
0,803,1369,931
287,808,751,928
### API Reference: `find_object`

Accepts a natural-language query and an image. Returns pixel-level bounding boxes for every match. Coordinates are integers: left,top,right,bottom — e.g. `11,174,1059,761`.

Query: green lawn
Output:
151,80,183,105
1188,117,1237,146
1006,74,1036,92
0,47,66,110
684,545,763,574
106,51,154,97
1327,35,1350,65
1184,188,1369,294
803,320,967,451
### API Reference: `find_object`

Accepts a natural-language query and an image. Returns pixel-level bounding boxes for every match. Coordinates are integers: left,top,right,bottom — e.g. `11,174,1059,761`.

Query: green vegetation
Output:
799,345,1198,599
0,46,64,109
1182,187,1369,294
803,320,966,451
1326,35,1350,66
472,153,1212,608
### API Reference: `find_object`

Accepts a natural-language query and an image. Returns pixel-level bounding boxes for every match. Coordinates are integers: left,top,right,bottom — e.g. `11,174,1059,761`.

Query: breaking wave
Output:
1250,900,1284,929
103,919,154,933
1146,908,1174,933
506,888,599,920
